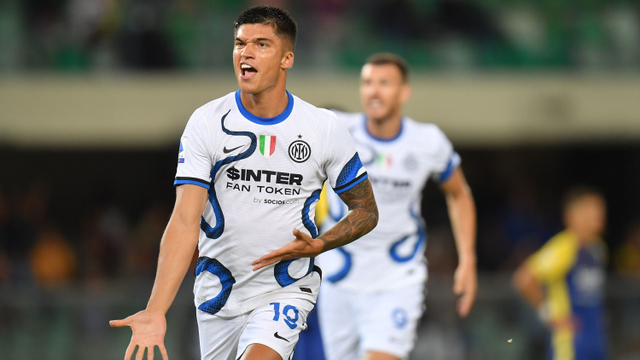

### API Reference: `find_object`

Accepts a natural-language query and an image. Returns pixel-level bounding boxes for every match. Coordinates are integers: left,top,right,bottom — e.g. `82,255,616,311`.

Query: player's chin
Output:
238,82,259,95
366,109,391,122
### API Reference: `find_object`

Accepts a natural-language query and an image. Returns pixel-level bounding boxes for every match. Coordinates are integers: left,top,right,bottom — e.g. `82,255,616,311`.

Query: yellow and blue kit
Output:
526,230,608,360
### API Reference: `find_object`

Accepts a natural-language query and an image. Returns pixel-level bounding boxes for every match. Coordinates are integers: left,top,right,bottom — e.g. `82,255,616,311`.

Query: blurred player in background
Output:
513,187,608,360
109,6,378,360
316,53,478,360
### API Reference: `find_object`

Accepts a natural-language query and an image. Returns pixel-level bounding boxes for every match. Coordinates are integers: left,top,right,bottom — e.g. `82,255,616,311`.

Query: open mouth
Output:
368,99,383,109
240,64,258,79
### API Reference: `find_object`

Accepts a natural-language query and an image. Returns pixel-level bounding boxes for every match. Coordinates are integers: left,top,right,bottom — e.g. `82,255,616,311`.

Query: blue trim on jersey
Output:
195,257,236,315
200,110,257,239
235,90,294,125
363,116,404,143
273,189,322,288
327,247,353,283
274,258,316,287
438,152,459,183
174,179,210,190
334,173,368,194
389,205,427,263
302,189,322,238
334,152,365,193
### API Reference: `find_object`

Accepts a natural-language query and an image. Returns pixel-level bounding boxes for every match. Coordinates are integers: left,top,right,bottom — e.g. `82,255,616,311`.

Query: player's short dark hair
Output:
561,186,605,214
234,6,298,51
365,53,410,83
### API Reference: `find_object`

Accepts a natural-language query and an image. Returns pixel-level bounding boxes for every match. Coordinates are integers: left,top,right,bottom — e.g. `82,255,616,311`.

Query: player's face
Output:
360,64,410,122
566,196,607,242
233,24,294,95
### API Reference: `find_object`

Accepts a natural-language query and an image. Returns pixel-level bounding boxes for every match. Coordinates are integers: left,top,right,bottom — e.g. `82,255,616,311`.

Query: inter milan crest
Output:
259,135,276,158
288,139,311,163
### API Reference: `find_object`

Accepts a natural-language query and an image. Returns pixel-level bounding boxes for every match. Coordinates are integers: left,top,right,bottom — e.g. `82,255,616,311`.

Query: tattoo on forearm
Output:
319,179,378,252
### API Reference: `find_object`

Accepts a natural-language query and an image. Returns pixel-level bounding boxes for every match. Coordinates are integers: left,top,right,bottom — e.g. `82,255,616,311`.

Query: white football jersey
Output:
175,91,368,317
318,111,460,292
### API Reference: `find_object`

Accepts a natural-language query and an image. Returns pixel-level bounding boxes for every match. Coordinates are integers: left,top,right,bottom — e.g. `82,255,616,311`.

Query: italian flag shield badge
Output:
259,135,276,158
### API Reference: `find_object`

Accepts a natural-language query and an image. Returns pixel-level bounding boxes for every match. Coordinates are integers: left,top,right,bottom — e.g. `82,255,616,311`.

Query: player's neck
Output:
567,228,598,246
240,82,289,119
366,113,402,140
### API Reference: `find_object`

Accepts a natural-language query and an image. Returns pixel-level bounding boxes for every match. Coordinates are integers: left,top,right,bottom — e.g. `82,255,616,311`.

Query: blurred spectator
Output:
0,190,10,284
29,227,77,287
118,1,175,69
373,0,426,40
3,0,639,71
501,176,554,270
614,221,640,279
125,202,170,278
80,204,129,282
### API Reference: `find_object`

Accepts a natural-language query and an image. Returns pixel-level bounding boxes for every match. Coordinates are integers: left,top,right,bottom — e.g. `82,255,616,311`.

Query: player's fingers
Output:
252,247,286,266
110,318,129,327
453,278,464,295
292,228,309,241
457,291,475,318
124,343,136,360
159,343,170,360
252,256,282,271
135,346,146,360
148,345,155,360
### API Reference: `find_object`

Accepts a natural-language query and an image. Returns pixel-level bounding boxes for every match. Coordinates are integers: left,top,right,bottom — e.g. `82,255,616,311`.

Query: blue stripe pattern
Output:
334,173,368,194
195,257,236,315
274,258,316,287
302,189,322,239
327,247,353,283
438,152,460,183
200,110,257,239
334,153,365,193
389,205,427,263
174,179,210,190
273,189,322,288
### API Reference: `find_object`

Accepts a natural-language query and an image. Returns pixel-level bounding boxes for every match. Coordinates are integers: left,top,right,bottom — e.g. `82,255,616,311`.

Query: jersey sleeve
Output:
174,110,213,190
430,126,461,183
325,115,368,194
526,233,577,283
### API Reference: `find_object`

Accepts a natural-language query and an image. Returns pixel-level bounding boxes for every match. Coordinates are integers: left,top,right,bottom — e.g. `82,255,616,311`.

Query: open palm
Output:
110,310,169,360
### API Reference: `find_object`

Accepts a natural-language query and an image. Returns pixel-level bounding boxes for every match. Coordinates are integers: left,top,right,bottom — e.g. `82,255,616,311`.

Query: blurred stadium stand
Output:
1,0,640,359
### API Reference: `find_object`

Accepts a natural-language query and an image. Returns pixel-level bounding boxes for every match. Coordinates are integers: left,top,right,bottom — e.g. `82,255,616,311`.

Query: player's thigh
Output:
197,311,247,360
239,343,282,360
237,298,315,360
317,283,360,360
357,283,425,360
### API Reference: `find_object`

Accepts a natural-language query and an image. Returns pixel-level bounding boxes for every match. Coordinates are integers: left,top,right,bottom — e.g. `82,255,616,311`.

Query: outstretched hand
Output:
453,259,477,318
252,228,324,271
109,310,169,360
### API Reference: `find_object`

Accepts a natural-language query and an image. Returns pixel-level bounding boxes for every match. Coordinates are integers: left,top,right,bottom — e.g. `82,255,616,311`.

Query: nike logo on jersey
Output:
223,145,243,153
274,332,290,342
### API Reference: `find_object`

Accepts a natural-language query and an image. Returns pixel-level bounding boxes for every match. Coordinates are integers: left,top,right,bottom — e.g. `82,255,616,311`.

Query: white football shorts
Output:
197,297,316,360
318,282,425,360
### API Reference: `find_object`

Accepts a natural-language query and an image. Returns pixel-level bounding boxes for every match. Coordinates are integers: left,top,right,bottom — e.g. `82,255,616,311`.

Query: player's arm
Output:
439,167,477,318
512,264,545,310
110,184,207,360
512,236,575,327
252,178,378,270
317,178,378,251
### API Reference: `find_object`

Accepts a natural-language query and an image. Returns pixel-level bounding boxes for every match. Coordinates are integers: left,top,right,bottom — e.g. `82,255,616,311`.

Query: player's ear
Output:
400,83,412,104
281,50,294,70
